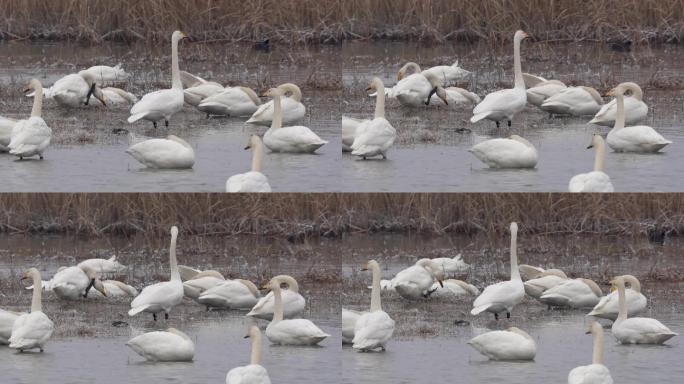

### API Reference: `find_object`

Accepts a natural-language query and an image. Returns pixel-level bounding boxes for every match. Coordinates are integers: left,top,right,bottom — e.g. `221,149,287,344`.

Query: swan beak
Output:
605,90,615,97
22,86,31,94
586,143,594,149
522,32,529,38
365,86,373,93
179,32,188,40
396,72,404,81
243,335,250,339
244,145,251,150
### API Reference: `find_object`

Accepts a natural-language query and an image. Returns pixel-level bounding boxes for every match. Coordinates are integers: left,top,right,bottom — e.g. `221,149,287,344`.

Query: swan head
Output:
20,268,40,281
361,260,380,272
262,87,285,98
586,320,602,335
244,135,262,150
423,72,448,106
172,31,188,42
397,62,421,81
605,82,642,99
587,134,604,149
22,79,42,95
171,226,179,237
514,30,529,43
609,275,626,290
276,83,303,101
81,266,107,297
365,77,384,94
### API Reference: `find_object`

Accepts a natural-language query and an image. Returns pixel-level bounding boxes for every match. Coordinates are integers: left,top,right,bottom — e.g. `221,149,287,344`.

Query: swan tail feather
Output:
128,304,150,316
471,304,491,315
128,112,148,124
470,112,491,123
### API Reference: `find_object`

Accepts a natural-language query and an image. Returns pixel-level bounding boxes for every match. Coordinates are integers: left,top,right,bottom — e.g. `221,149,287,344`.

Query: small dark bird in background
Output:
647,224,672,245
253,38,270,52
609,40,632,52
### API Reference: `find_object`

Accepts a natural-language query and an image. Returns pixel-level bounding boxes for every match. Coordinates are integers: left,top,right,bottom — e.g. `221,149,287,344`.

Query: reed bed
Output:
1,0,684,43
1,193,683,237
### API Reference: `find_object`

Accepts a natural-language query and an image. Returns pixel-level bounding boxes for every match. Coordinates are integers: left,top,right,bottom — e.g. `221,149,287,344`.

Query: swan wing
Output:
226,364,271,384
472,280,523,315
226,172,271,193
472,88,526,122
352,311,395,349
8,118,51,149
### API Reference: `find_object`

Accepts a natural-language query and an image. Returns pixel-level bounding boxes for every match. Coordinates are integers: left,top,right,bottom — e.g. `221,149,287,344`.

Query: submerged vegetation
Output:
1,193,683,237
1,0,683,43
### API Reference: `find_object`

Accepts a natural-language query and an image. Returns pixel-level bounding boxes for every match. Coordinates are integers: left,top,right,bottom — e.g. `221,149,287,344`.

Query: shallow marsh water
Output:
343,41,684,192
341,233,684,384
0,234,341,383
0,41,341,192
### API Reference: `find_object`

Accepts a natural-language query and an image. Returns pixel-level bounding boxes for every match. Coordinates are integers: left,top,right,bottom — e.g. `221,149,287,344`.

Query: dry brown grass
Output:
1,194,683,237
1,0,683,43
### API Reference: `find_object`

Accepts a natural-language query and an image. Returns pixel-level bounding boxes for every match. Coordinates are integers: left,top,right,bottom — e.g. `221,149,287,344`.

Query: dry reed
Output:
1,193,683,237
1,0,683,43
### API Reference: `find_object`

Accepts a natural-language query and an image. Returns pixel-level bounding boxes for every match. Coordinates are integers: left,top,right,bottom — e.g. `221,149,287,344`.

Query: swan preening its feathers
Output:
226,135,271,192
568,134,614,193
541,86,603,116
397,61,471,86
126,328,195,362
392,258,445,300
567,321,613,384
9,79,52,160
588,275,647,320
390,62,450,107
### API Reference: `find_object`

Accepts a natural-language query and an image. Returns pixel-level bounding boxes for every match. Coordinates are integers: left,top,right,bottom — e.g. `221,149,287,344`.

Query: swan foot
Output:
39,154,44,160
380,346,386,352
362,156,367,160
206,306,211,312
381,154,387,160
39,347,44,353
496,121,500,128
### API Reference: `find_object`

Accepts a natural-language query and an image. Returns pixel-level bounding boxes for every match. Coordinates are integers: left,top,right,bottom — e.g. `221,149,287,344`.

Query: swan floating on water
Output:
226,135,272,193
126,134,195,169
468,327,536,361
589,82,648,127
350,77,396,159
128,31,187,128
539,278,602,308
128,226,184,321
8,79,52,160
471,30,528,128
9,268,54,352
247,275,305,320
568,134,614,193
182,270,225,302
588,274,647,321
567,321,614,384
226,324,272,384
126,328,195,362
353,260,395,352
247,83,306,126
469,134,538,169
471,222,525,320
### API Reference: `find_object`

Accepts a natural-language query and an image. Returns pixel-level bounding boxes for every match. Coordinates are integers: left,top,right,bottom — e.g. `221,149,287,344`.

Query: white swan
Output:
82,64,129,85
9,79,51,160
126,134,195,169
568,321,614,384
182,271,225,301
429,279,480,299
351,77,396,159
128,226,184,321
198,279,261,310
610,275,677,344
247,275,305,320
589,82,648,126
471,30,528,128
392,259,445,300
0,115,16,152
342,116,363,152
342,308,364,344
184,82,225,107
605,83,671,153
226,324,271,384
430,254,469,276
49,71,107,108
541,86,603,116
471,222,525,320
526,78,567,107
89,280,138,298
518,264,546,281
77,256,127,275
540,278,602,308
264,276,330,346
569,134,614,193
468,327,536,361
128,31,187,128
588,275,647,321
9,268,54,352
197,86,261,117
226,135,272,193
469,134,538,168
353,260,395,352
0,309,23,344
397,61,471,86
390,63,449,107
247,83,306,126
50,265,108,300
126,328,194,362
262,86,327,153
524,269,568,299
427,86,480,107
88,87,137,107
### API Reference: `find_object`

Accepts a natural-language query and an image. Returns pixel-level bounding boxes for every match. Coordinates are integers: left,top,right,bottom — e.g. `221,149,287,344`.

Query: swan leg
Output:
39,347,44,352
496,121,500,128
165,120,169,127
507,120,512,127
362,156,367,160
153,313,157,321
507,311,511,319
153,121,158,129
165,312,169,320
39,154,44,160
494,313,499,320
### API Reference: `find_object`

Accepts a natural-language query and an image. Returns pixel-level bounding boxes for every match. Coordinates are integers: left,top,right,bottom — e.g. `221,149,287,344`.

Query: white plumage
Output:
126,135,195,169
468,327,536,360
470,135,538,168
569,135,614,193
539,278,602,308
351,77,396,159
247,83,306,126
352,260,395,352
541,86,603,116
126,328,194,362
226,135,271,193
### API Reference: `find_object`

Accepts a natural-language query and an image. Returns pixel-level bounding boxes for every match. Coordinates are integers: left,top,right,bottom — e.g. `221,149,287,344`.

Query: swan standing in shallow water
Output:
262,86,327,153
9,79,52,160
471,222,525,320
226,135,272,193
9,268,54,352
588,275,647,321
540,278,602,308
126,328,194,362
351,77,397,159
469,134,538,168
605,83,671,153
471,31,528,128
569,135,614,193
129,226,184,321
390,63,450,107
126,134,195,169
226,325,271,384
0,115,16,152
264,276,330,346
611,275,677,344
197,86,261,117
541,86,603,116
198,279,261,310
247,275,305,320
567,321,613,384
468,327,536,361
590,82,648,126
247,83,306,126
128,31,187,128
353,260,395,352
392,259,445,300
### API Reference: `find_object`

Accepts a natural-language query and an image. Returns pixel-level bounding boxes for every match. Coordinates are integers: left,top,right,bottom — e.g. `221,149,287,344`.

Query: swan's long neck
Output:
271,94,283,129
614,93,625,130
251,138,263,172
30,270,42,312
171,36,182,90
370,262,382,312
31,83,43,117
249,328,262,365
272,282,284,323
375,82,386,119
616,280,628,322
513,37,525,89
594,139,606,172
510,230,521,281
169,232,180,282
592,326,605,365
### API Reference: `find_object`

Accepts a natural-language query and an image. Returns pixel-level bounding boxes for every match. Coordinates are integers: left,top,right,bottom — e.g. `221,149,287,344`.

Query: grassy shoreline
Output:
1,0,683,44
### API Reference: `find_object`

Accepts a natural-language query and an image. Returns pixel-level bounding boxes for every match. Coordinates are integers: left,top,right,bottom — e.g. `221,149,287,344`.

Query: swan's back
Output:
470,138,537,168
569,171,614,193
226,364,271,384
226,171,271,193
126,137,194,169
568,364,613,384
